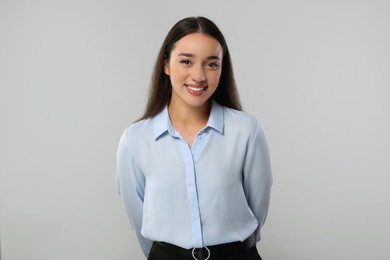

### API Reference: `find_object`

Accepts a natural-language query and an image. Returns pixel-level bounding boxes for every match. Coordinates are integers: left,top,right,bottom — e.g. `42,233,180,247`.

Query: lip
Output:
186,84,206,88
185,84,207,96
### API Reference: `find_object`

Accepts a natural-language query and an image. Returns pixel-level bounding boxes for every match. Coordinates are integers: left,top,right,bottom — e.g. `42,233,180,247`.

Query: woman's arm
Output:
116,127,153,257
243,120,273,241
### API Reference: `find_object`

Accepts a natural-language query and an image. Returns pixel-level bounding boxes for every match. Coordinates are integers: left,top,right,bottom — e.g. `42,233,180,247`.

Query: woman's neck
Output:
168,100,211,147
168,100,211,127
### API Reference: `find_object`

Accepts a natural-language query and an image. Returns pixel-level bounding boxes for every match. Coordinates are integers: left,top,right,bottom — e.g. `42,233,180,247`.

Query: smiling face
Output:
164,32,223,110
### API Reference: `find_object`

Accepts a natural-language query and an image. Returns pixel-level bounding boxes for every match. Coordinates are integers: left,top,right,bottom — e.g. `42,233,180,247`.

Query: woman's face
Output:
164,32,223,110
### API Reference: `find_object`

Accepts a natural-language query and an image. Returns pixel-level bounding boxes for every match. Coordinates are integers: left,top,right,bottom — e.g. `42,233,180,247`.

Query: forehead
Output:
171,33,223,58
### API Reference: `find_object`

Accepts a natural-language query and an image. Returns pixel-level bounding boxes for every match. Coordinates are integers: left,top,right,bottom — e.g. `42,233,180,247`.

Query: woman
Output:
117,16,272,260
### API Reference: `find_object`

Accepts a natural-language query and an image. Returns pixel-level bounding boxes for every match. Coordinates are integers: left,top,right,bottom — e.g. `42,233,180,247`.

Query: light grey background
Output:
0,0,389,259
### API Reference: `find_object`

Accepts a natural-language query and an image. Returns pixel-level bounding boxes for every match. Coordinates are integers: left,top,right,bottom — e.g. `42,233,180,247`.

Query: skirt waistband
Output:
155,233,256,260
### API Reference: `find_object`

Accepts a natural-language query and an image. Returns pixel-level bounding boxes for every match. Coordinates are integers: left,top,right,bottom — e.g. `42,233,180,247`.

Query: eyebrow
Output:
177,53,221,60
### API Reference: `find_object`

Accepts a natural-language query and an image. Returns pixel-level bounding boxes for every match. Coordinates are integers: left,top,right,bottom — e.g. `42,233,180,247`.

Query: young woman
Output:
117,16,272,260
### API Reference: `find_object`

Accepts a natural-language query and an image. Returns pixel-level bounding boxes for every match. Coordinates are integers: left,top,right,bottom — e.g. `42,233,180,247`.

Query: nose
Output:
191,65,206,83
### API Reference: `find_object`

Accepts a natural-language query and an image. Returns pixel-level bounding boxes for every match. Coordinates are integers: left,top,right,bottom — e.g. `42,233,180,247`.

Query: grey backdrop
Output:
1,0,389,259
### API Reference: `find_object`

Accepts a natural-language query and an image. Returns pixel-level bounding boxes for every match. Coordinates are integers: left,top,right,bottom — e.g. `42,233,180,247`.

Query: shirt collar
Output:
153,106,173,140
207,100,224,134
153,100,224,140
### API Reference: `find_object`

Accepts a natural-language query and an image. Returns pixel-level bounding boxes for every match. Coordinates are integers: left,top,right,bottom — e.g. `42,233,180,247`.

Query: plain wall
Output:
1,0,389,259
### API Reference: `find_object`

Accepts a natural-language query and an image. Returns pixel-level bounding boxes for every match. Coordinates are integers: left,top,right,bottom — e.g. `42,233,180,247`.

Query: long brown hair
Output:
140,16,242,120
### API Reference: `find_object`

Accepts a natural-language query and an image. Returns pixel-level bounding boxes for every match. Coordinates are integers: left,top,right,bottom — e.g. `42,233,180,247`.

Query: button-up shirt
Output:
116,100,272,257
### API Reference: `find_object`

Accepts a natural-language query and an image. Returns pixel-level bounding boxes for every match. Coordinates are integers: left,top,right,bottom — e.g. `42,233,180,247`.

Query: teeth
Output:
187,85,205,91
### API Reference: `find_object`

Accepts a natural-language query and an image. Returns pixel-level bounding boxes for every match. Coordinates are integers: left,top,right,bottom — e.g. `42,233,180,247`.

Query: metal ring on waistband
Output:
191,246,210,260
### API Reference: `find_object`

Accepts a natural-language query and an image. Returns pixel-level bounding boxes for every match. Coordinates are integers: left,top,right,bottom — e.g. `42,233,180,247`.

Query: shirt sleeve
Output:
243,119,273,242
116,127,153,258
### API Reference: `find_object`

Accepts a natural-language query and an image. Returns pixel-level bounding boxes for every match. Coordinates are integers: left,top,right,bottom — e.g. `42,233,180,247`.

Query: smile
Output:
185,84,207,92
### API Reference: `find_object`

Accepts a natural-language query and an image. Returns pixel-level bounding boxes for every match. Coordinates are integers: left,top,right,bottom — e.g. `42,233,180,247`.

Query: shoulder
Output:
222,107,270,156
223,107,260,133
120,118,154,147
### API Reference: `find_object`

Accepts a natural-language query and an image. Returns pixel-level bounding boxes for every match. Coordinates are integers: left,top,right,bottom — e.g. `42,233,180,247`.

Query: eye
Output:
179,59,192,66
206,62,220,70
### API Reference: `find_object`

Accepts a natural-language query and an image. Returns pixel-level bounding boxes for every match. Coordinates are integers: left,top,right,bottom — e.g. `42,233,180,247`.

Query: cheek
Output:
169,68,188,88
169,64,186,78
208,71,222,85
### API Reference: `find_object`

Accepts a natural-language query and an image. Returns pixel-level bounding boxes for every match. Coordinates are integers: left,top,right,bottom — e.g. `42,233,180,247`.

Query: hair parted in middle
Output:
140,16,242,120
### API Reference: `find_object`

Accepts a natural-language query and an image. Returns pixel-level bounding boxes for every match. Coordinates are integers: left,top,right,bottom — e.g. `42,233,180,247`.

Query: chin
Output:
186,98,211,108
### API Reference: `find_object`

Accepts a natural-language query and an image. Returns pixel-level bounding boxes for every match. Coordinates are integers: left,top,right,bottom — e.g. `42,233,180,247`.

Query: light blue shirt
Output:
116,101,272,257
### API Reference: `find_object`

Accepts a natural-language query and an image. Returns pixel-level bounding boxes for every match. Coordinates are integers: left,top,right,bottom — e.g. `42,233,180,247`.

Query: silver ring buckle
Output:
191,246,210,260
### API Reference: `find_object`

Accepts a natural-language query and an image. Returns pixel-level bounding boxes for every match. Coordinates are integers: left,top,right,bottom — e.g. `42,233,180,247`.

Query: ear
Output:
163,59,170,75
